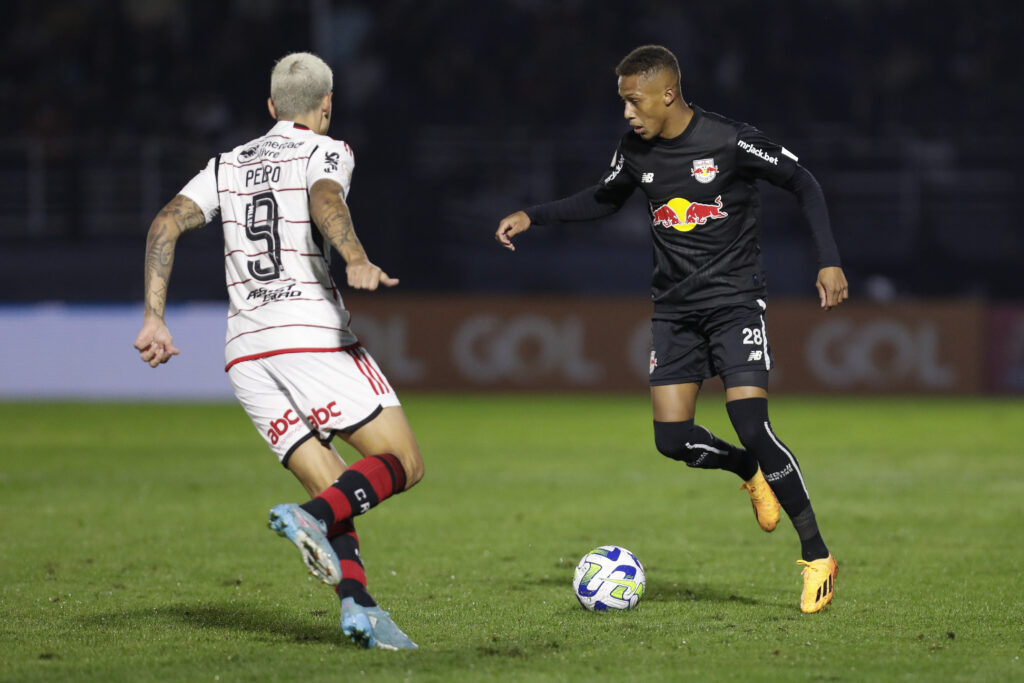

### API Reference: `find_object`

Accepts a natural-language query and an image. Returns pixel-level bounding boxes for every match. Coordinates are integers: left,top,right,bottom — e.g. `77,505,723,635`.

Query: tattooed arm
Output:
133,195,206,367
309,178,399,291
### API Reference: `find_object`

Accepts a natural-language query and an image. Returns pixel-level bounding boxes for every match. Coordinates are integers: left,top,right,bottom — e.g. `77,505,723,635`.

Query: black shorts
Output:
648,299,772,389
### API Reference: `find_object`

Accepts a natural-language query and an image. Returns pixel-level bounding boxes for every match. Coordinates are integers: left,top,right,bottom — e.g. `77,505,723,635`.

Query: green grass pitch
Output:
1,394,1022,682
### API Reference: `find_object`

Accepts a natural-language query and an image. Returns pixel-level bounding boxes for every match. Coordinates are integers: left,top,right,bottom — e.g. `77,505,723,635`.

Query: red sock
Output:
301,453,407,533
328,519,375,607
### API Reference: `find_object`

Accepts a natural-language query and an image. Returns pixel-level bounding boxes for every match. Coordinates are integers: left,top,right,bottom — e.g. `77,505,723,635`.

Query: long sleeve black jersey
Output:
526,106,841,315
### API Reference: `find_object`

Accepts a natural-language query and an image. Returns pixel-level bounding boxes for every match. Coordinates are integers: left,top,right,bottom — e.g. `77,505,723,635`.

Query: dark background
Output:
1,0,1020,303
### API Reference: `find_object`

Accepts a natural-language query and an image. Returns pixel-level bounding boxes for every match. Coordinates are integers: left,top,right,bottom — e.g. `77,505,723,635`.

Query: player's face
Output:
618,73,669,140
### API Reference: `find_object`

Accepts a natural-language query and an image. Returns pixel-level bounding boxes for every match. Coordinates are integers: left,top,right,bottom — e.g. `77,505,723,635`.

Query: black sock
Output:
653,420,758,481
791,505,829,562
329,519,376,607
726,397,829,559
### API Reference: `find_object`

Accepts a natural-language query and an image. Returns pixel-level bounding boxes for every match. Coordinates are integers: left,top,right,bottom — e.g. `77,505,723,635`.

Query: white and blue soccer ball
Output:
572,545,646,611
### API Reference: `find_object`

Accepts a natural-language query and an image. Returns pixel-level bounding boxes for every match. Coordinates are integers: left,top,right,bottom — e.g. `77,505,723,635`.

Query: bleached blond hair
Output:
270,52,333,120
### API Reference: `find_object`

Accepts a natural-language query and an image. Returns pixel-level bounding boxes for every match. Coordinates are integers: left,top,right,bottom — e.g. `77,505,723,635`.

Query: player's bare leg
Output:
651,382,700,423
651,384,772,528
284,432,418,648
336,406,424,489
285,407,422,649
288,437,347,496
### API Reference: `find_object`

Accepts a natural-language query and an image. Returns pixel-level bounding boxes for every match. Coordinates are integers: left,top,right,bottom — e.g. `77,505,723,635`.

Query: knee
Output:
729,418,762,449
653,420,696,463
397,449,425,489
726,397,769,448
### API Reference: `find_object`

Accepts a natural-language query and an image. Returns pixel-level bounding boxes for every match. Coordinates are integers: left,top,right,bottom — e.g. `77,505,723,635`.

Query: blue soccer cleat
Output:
267,503,341,586
340,597,418,650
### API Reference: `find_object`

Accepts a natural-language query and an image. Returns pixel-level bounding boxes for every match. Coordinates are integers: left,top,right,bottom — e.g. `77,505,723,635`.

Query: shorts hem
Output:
720,369,769,390
281,430,319,469
334,404,383,436
649,377,706,387
225,343,361,372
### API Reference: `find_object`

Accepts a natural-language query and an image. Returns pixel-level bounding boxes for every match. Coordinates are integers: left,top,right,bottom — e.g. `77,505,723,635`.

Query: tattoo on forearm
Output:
312,191,367,263
143,196,205,318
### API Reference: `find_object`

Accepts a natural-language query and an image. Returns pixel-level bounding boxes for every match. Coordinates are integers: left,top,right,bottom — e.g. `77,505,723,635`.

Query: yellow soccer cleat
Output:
739,468,780,532
797,554,838,613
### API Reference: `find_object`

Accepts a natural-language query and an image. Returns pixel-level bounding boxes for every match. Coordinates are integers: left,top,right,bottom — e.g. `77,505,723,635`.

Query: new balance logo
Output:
747,350,763,362
641,172,654,183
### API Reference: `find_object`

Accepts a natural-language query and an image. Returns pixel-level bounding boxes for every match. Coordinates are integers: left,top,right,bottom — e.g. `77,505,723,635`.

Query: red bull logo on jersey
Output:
690,158,718,184
650,195,728,232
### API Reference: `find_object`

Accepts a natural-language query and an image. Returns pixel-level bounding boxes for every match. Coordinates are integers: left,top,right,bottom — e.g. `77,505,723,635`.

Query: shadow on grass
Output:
82,602,338,644
528,575,765,606
643,579,762,606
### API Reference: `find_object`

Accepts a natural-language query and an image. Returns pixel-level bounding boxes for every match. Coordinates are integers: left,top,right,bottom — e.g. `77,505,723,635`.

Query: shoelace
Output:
796,558,831,578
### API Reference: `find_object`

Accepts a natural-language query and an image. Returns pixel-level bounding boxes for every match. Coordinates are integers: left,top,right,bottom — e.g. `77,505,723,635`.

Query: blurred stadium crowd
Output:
1,0,1020,302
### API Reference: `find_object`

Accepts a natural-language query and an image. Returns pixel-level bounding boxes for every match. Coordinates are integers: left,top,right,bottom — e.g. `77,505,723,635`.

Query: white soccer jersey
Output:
179,120,359,370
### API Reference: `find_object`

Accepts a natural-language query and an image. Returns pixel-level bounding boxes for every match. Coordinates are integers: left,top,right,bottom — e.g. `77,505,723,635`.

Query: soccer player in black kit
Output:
496,45,848,613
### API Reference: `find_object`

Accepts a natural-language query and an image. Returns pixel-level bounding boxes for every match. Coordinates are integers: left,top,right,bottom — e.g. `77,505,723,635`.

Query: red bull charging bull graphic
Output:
650,195,728,232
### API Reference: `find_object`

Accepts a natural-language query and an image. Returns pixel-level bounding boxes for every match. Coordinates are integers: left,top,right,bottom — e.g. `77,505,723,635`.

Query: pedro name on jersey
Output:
179,121,359,369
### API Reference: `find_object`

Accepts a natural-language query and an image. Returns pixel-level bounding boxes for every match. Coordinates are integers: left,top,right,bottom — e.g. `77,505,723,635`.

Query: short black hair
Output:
615,45,681,87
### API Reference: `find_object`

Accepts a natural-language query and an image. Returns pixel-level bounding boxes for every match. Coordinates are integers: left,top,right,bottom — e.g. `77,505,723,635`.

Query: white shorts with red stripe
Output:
227,344,400,466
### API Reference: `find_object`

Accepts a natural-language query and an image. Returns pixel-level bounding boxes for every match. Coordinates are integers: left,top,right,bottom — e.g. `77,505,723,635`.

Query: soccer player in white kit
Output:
133,53,423,650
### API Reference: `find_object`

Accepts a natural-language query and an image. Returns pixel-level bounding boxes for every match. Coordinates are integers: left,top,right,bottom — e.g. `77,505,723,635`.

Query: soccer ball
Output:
572,545,646,611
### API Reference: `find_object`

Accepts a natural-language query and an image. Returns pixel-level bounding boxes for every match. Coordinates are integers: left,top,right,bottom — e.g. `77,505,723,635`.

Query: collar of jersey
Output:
269,120,313,136
653,105,702,147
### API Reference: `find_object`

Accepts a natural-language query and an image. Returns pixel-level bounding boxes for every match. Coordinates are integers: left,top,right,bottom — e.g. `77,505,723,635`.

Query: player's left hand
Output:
347,260,399,291
816,266,849,310
133,316,181,368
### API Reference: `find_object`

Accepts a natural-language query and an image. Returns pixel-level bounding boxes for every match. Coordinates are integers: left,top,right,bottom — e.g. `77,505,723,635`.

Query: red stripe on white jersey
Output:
358,346,392,394
220,156,311,168
218,187,308,196
360,346,391,394
224,247,300,258
227,298,331,319
224,345,349,371
347,346,386,395
222,218,311,227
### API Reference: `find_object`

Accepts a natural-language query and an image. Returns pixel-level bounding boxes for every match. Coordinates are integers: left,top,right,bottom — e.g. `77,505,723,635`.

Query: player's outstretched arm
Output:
816,266,849,311
495,210,532,251
309,178,398,291
134,194,206,367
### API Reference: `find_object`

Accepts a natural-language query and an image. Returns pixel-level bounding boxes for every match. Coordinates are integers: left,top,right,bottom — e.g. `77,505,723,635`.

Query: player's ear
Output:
663,87,676,107
267,97,278,120
322,93,332,119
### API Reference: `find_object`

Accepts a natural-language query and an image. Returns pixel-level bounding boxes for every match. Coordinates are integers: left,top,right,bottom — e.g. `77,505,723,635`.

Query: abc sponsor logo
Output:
266,401,342,445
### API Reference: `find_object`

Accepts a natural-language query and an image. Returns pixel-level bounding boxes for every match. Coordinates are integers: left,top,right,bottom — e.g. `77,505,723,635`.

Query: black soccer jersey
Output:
528,105,839,314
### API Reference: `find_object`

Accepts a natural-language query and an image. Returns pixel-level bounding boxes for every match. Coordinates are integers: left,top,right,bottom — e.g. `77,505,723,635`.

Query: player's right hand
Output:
347,260,399,291
495,211,531,251
134,317,180,368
